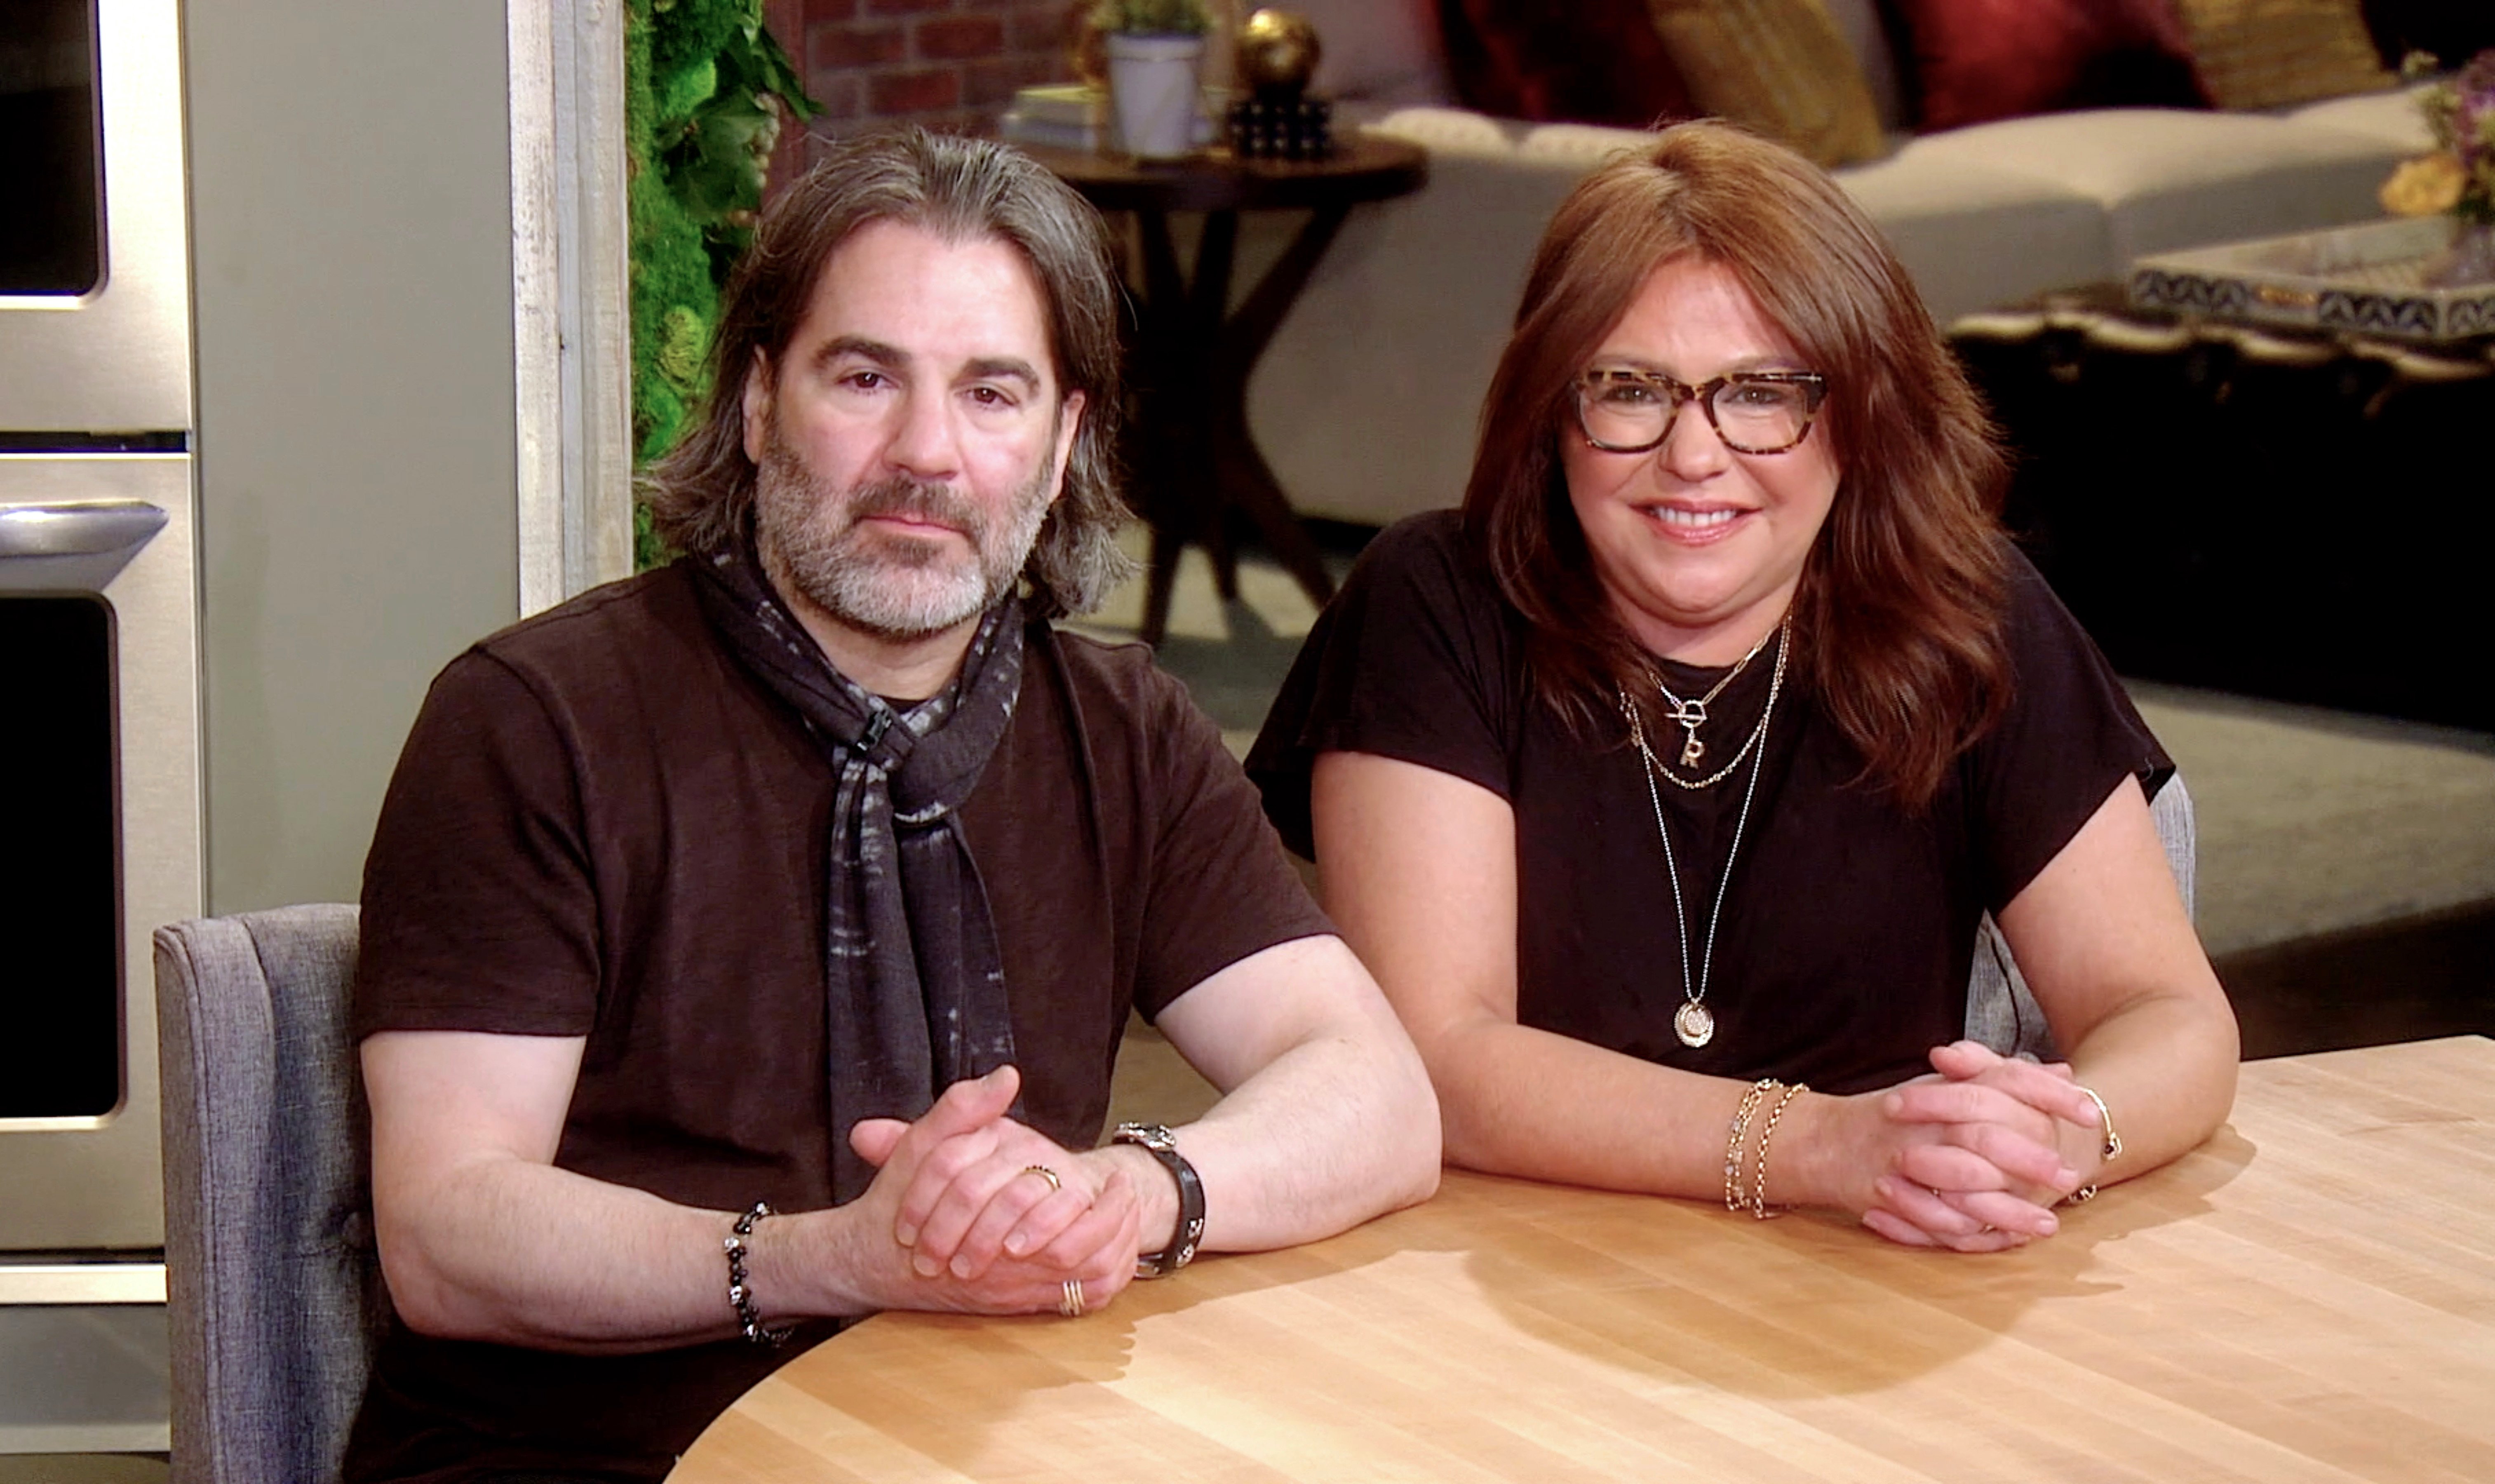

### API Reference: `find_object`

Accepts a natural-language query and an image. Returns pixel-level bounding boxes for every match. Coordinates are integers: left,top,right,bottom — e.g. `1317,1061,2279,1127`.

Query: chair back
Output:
155,903,383,1484
1966,774,2198,1061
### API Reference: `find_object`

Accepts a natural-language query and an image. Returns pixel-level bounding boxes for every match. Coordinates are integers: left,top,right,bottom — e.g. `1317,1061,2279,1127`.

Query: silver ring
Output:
1023,1165,1062,1193
1058,1277,1085,1318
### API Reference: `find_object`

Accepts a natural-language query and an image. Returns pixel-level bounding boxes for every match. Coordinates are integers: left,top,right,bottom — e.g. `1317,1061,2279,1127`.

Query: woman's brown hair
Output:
1463,120,2012,808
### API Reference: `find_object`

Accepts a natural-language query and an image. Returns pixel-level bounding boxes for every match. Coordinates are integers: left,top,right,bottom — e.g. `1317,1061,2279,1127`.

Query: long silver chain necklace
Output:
1645,621,1778,775
1620,618,1790,1049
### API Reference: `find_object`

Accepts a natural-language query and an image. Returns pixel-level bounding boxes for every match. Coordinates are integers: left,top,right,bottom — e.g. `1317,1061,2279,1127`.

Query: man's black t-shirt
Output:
347,563,1331,1482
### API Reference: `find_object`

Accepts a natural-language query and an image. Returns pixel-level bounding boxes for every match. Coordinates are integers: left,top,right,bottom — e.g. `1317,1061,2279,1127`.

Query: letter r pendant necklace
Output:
1649,620,1778,772
1620,618,1790,1049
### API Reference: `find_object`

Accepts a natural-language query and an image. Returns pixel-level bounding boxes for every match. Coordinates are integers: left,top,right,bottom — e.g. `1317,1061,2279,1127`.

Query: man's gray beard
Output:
753,430,1055,642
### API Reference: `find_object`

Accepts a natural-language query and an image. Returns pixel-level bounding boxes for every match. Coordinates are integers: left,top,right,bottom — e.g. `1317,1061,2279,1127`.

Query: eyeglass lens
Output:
1579,373,1817,454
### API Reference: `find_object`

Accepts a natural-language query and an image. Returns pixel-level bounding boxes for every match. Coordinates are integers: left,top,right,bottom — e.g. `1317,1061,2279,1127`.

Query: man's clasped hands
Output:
842,1066,1155,1315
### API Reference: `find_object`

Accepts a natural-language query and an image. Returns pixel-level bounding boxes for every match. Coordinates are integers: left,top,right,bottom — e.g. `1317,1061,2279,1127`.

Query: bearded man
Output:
342,129,1439,1484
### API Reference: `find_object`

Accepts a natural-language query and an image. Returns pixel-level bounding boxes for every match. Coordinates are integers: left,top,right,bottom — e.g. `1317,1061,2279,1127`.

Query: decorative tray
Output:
2129,217,2495,343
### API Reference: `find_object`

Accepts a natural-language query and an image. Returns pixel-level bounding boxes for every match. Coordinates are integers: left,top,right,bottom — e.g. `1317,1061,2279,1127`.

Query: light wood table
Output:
674,1038,2495,1482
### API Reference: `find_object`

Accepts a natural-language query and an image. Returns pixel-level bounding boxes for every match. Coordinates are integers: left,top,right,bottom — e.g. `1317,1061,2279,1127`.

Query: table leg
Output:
1128,202,1351,643
1130,208,1232,645
1191,210,1242,604
1209,202,1353,615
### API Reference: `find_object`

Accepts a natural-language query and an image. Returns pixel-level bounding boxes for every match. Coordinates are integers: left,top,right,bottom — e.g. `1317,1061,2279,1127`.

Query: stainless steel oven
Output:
0,460,199,1251
0,0,190,433
0,0,200,1454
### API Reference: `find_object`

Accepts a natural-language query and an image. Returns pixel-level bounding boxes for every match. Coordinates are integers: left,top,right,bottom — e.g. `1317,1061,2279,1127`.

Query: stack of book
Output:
1000,83,1223,155
1000,84,1109,153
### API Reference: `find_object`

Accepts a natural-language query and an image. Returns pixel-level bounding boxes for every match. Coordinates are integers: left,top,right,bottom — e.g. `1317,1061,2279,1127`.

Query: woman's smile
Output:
1638,501,1750,540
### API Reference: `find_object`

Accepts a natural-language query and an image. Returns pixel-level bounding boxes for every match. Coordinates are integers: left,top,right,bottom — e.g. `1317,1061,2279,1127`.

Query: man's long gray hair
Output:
641,128,1135,618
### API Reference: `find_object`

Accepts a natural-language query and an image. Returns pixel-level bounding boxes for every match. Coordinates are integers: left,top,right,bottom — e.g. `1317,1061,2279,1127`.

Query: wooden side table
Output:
1022,138,1427,644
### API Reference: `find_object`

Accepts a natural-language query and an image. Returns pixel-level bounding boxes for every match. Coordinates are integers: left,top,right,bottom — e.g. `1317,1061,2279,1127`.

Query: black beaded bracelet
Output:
724,1202,792,1347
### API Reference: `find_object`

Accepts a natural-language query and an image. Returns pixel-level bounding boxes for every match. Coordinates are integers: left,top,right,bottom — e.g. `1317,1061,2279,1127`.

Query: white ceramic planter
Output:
1105,33,1205,161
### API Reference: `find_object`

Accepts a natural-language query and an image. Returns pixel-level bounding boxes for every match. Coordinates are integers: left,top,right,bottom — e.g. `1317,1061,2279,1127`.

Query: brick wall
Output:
775,0,1084,153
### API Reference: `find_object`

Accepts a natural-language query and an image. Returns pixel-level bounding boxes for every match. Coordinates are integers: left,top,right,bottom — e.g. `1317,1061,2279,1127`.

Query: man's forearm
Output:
374,1062,1128,1350
1154,936,1442,1255
376,1155,861,1353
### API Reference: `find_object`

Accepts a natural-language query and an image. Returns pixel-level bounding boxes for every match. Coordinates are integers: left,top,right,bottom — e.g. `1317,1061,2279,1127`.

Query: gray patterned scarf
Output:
690,540,1025,1201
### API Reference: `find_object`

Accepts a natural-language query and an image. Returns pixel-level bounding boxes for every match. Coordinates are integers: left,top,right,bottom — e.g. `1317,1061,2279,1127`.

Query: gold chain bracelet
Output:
1749,1082,1809,1219
1724,1078,1776,1212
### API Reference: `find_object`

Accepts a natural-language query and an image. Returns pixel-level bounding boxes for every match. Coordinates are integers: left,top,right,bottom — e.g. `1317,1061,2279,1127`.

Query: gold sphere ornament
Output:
1070,6,1109,88
1236,8,1321,99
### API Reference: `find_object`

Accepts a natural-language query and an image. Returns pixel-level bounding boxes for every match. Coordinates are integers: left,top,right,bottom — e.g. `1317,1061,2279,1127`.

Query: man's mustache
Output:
841,476,984,539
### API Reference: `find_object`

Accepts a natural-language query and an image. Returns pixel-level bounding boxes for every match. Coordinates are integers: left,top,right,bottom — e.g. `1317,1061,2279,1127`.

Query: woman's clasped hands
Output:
1830,1040,2106,1253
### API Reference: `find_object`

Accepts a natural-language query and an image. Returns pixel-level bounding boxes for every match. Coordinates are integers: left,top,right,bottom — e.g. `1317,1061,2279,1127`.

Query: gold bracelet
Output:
2076,1086,2122,1162
1724,1079,1776,1213
1749,1082,1809,1219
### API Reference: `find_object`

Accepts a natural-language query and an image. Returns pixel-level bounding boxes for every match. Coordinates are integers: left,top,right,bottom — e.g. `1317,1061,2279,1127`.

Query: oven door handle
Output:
0,501,169,560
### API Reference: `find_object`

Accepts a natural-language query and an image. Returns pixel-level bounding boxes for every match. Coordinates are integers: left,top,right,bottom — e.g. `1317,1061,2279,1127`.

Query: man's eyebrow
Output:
809,335,908,371
962,356,1043,390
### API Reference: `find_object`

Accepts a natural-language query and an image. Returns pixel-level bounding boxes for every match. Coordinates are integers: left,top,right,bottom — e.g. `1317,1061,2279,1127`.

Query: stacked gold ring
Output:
1059,1278,1086,1318
1023,1165,1062,1193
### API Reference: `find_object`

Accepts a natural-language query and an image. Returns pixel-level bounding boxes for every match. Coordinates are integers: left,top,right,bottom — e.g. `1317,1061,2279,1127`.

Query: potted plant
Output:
1093,0,1213,160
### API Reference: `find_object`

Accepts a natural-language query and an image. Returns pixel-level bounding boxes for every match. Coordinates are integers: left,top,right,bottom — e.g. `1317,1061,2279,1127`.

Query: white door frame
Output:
510,0,635,614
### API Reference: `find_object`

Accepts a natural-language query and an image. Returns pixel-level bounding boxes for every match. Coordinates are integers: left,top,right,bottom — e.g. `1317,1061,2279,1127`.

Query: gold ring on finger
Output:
1023,1165,1062,1193
1059,1277,1085,1318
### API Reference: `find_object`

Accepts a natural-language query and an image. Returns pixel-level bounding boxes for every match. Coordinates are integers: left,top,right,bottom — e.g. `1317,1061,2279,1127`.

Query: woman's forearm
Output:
1420,1013,1835,1206
2058,988,2241,1188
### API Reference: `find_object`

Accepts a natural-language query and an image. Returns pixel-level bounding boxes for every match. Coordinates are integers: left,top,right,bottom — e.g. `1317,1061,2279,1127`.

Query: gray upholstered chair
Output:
155,903,383,1484
1966,774,2199,1061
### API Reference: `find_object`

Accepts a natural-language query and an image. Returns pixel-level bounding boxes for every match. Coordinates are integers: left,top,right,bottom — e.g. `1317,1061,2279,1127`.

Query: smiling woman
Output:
1248,120,2240,1255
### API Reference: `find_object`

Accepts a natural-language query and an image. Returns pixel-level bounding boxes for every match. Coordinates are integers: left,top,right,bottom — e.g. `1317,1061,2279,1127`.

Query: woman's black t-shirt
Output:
1248,510,2172,1096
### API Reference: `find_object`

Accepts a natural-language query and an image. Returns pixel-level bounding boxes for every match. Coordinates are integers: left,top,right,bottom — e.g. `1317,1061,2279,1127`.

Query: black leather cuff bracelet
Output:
1112,1122,1204,1278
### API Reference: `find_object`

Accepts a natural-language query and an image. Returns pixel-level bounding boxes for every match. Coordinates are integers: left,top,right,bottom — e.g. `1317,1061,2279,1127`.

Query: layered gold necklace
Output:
1618,617,1791,1049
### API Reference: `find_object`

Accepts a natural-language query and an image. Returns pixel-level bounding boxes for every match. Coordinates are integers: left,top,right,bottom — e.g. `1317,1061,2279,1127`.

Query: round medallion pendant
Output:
1674,1001,1715,1048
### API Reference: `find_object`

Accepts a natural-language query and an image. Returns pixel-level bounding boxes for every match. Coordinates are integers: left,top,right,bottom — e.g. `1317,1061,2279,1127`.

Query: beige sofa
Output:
1248,1,2435,530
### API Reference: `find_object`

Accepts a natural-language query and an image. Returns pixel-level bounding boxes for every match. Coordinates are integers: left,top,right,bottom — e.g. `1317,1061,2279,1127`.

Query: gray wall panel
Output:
186,0,521,912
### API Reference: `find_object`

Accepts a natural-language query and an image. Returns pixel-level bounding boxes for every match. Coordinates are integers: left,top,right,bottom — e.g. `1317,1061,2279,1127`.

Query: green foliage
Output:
1090,0,1212,37
627,0,819,570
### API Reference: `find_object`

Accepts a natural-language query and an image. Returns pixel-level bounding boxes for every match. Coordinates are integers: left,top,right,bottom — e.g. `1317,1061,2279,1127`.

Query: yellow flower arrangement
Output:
2380,49,2495,228
2381,152,2467,216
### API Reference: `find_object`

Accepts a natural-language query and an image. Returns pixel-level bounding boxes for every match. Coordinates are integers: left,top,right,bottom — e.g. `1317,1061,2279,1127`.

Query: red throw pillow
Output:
1889,0,2213,133
1436,0,1694,129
